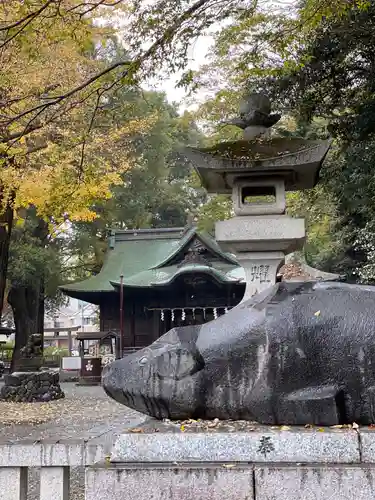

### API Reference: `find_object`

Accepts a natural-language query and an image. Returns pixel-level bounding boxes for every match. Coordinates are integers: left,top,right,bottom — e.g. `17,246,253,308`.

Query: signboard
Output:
62,357,81,371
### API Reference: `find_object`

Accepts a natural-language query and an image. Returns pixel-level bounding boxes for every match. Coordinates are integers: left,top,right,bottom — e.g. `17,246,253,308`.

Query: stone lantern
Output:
186,93,331,300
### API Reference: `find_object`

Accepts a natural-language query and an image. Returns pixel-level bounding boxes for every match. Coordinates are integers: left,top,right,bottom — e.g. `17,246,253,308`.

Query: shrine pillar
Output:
215,177,305,300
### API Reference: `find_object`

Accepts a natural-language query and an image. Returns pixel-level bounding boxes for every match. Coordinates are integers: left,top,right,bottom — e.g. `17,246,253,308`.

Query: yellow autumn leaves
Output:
0,1,153,224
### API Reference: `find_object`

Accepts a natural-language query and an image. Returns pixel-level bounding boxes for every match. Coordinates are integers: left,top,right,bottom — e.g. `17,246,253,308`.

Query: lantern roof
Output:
185,138,332,194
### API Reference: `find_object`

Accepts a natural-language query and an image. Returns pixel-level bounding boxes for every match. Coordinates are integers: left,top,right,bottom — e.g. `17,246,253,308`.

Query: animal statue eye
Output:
138,357,148,366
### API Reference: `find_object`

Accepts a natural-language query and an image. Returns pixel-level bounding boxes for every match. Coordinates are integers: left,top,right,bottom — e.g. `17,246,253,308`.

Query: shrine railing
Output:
0,440,104,500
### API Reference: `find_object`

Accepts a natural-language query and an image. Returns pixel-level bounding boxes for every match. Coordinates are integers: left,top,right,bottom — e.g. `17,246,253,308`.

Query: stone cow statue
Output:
103,281,375,426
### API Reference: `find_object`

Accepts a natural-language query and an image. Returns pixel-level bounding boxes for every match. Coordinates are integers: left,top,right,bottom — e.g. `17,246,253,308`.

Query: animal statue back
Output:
103,281,375,425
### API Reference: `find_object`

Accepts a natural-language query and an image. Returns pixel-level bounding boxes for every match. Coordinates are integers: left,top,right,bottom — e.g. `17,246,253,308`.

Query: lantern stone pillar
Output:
184,92,331,301
216,177,305,300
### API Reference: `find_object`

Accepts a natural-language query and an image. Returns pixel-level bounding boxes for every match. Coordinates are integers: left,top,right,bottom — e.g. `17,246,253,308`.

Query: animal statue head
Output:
103,281,375,426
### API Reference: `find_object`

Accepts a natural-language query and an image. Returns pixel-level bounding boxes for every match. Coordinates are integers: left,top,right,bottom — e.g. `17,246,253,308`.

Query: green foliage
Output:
197,195,233,234
6,208,69,317
286,186,341,270
43,346,69,358
0,342,14,360
192,1,375,280
67,87,207,281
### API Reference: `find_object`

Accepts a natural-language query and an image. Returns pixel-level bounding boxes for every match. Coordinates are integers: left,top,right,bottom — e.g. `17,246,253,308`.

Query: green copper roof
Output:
110,262,243,289
60,227,243,299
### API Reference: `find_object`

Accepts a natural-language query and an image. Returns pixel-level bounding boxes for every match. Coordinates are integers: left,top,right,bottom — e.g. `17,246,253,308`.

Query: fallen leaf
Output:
280,425,291,431
314,310,321,317
180,425,185,432
317,428,325,432
331,425,343,428
222,464,236,468
130,428,143,433
208,421,218,428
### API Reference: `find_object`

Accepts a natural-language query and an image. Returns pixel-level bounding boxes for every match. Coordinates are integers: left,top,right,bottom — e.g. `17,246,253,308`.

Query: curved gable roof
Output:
60,227,240,299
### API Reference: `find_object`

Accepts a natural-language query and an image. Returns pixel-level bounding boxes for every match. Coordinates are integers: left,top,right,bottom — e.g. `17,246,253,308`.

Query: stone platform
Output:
84,426,375,500
0,370,64,402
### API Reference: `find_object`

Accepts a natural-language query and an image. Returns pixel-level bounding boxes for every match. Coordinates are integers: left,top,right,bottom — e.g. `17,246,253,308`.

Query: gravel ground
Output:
0,382,146,441
0,382,147,500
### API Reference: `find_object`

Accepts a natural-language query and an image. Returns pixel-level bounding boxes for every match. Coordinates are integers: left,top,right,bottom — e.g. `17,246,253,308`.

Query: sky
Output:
145,34,214,110
142,0,296,109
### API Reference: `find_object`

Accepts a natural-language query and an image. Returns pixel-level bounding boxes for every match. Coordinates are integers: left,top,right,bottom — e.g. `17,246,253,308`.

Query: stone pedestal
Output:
234,252,284,299
83,428,374,500
13,356,43,372
0,371,64,402
216,216,305,253
216,214,305,300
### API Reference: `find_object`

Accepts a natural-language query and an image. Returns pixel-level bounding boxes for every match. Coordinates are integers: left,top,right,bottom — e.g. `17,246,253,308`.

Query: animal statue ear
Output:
156,347,205,381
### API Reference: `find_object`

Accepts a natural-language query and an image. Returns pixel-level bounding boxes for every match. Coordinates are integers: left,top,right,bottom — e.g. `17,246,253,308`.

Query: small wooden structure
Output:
76,330,119,385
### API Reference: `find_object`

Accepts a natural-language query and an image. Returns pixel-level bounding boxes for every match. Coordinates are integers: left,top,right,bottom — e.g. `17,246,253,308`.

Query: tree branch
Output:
0,0,54,32
3,60,132,130
2,0,212,137
0,1,55,49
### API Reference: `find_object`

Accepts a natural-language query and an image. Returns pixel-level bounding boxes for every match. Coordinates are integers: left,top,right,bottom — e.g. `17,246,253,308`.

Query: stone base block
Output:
111,429,360,463
13,357,42,372
85,464,375,500
89,428,375,499
85,464,254,500
215,215,305,253
255,466,375,500
0,370,65,402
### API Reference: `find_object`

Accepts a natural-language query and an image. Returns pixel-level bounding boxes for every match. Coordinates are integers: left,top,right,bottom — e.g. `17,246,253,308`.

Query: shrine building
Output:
61,226,339,350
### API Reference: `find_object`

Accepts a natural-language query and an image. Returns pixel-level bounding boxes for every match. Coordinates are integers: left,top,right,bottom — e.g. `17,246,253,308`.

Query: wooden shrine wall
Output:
99,296,155,348
98,283,244,349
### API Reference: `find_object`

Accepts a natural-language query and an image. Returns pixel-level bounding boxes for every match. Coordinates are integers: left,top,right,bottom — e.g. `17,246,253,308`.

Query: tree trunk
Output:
0,197,14,320
8,216,48,372
37,281,45,348
8,284,41,372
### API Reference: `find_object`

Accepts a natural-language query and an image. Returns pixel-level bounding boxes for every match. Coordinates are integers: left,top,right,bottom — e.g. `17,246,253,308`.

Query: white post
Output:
40,466,70,500
0,467,28,500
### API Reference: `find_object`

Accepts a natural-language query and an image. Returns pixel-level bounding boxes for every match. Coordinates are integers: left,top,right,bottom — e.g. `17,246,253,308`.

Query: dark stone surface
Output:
0,370,64,402
225,93,281,130
14,334,43,372
14,357,43,372
103,281,375,425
